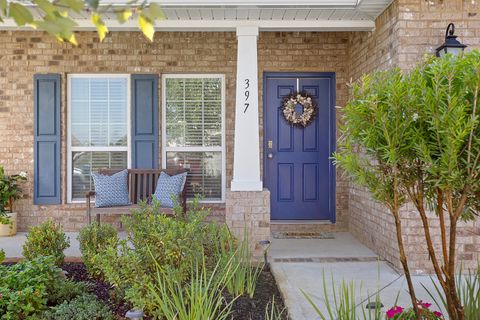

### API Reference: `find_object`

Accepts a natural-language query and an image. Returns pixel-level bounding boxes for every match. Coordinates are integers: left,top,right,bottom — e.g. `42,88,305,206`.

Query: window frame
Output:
161,74,226,203
67,74,132,203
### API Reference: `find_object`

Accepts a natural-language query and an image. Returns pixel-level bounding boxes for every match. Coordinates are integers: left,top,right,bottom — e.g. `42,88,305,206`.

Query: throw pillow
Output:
153,171,188,208
92,169,130,208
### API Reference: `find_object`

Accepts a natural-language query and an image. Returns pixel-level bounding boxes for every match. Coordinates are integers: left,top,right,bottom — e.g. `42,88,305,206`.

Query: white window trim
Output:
67,74,131,203
161,74,226,203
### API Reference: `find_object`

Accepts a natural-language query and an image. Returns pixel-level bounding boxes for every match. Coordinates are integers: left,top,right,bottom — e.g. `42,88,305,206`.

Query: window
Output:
67,75,130,202
162,75,225,201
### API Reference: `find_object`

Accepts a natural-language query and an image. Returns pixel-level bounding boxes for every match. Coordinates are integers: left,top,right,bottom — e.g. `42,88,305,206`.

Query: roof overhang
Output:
0,0,393,32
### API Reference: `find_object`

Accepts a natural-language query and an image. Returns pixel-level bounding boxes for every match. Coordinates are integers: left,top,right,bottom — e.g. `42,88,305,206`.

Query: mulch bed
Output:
62,263,288,320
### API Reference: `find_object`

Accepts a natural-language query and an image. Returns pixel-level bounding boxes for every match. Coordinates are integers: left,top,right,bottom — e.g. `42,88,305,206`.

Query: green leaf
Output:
116,8,132,24
57,0,85,12
91,12,108,42
138,14,154,42
9,3,34,26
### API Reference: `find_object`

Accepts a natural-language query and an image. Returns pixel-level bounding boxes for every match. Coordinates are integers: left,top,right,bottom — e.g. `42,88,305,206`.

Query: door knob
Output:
267,153,273,159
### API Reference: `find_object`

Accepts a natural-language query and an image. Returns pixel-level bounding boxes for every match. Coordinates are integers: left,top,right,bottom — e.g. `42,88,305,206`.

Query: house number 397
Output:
243,78,250,113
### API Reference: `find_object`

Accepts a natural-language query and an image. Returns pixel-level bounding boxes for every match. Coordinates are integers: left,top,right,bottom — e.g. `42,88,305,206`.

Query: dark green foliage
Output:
78,222,118,277
48,279,88,306
92,199,232,312
22,219,70,267
41,293,114,320
0,256,60,319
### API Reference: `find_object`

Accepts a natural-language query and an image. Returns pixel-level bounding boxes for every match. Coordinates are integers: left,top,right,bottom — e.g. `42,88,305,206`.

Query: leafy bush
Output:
22,219,70,266
48,279,88,306
41,293,114,320
0,256,60,319
0,249,5,263
78,222,118,277
93,199,238,315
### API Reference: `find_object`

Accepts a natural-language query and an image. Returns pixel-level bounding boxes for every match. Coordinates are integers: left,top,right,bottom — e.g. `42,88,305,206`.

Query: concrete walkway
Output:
0,232,83,261
269,233,445,320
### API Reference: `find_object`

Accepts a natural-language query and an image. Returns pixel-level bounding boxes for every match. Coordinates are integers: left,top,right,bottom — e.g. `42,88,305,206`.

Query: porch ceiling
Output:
1,0,393,31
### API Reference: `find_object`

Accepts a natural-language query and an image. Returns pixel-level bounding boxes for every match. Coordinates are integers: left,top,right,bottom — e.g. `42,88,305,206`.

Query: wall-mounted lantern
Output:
435,23,467,57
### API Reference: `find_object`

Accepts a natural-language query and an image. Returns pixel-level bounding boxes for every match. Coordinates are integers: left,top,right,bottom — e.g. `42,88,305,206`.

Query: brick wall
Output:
347,0,480,273
0,30,351,232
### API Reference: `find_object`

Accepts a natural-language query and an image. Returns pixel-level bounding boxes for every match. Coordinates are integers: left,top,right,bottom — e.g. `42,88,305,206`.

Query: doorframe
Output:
262,72,336,223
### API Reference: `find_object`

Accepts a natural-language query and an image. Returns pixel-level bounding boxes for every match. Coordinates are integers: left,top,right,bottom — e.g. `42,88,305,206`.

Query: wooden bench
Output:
86,168,188,224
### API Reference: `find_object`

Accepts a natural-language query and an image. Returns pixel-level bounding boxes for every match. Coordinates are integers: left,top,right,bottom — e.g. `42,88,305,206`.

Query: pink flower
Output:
421,301,432,309
386,309,396,319
433,311,443,318
386,306,404,318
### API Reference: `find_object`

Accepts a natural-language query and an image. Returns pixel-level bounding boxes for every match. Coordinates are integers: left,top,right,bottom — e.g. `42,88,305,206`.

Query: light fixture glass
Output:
435,23,467,57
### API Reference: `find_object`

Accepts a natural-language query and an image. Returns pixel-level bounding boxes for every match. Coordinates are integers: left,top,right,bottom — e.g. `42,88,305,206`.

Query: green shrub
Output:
22,219,70,266
0,256,61,319
41,293,114,320
78,222,118,277
92,199,233,314
48,279,88,306
0,249,5,264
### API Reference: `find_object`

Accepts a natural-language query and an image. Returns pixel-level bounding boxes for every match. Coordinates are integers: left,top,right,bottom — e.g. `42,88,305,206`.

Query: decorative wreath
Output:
281,92,316,128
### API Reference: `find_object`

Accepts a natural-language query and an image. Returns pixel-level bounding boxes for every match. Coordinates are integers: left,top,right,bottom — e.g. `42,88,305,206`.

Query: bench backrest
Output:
97,168,188,204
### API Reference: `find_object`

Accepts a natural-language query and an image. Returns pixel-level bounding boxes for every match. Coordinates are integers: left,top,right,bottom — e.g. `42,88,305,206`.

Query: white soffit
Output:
0,0,394,31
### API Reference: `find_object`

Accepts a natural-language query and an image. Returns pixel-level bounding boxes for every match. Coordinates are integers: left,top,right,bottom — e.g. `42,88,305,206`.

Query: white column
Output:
231,26,262,191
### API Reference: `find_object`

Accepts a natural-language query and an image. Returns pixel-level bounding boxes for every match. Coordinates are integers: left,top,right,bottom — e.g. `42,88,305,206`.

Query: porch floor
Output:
269,232,445,320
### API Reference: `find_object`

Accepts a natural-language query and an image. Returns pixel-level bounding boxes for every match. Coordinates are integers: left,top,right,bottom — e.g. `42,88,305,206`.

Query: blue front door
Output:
264,73,336,221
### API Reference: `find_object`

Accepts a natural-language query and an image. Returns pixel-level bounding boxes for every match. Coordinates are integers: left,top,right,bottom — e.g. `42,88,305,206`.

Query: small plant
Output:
0,166,27,214
22,219,70,266
41,293,114,320
48,279,88,306
386,302,443,319
302,271,383,320
265,296,287,320
147,254,236,320
218,230,264,298
0,256,61,318
0,166,27,227
0,249,5,263
78,222,118,277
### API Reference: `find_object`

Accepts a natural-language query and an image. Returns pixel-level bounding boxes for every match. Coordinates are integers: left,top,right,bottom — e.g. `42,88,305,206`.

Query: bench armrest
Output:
86,191,96,224
86,191,96,198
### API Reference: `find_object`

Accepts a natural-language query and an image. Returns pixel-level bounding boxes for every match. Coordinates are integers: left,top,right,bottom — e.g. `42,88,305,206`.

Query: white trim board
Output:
0,19,375,31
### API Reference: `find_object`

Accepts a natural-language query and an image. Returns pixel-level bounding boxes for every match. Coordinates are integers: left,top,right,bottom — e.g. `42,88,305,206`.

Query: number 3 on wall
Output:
243,78,250,113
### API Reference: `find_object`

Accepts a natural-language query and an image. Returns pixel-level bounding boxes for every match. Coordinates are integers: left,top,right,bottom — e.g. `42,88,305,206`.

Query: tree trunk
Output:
447,217,464,320
392,209,421,319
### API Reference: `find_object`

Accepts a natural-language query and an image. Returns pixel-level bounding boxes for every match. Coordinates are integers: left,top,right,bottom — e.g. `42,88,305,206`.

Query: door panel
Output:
264,74,335,221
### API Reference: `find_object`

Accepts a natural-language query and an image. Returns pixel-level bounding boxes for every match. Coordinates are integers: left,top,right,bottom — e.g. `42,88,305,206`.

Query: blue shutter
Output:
34,74,61,205
131,74,159,169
